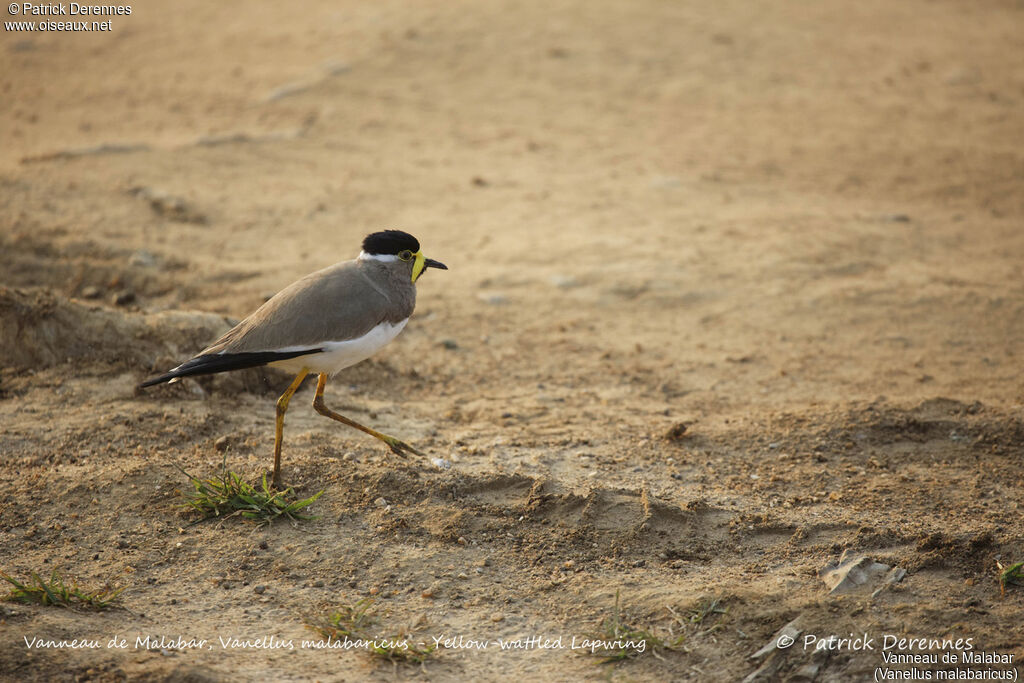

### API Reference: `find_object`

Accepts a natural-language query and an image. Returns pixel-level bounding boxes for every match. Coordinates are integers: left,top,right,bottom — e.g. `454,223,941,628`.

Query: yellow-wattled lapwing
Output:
139,230,447,487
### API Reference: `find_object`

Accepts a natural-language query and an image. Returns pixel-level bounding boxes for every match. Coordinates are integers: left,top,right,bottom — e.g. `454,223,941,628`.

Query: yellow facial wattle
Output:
411,250,426,282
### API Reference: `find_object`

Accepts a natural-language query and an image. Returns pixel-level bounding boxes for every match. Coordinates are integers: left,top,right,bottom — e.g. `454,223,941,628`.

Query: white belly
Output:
268,318,409,375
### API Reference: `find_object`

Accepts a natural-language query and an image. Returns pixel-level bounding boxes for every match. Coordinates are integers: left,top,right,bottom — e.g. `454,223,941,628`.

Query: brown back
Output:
202,258,417,354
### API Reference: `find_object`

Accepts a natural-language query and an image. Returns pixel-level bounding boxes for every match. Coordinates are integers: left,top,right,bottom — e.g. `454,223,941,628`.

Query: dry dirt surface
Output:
2,1,1023,681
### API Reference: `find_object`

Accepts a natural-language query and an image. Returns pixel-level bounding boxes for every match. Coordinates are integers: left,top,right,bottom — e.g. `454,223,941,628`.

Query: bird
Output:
139,229,447,488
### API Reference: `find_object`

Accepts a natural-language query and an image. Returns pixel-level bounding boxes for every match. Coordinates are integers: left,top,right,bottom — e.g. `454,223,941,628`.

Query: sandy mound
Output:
0,286,230,372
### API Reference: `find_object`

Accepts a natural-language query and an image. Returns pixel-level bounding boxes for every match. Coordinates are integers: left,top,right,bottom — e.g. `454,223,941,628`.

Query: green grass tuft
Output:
998,560,1024,595
582,590,686,664
685,596,727,633
316,597,379,638
1,570,123,609
177,457,324,525
307,598,438,665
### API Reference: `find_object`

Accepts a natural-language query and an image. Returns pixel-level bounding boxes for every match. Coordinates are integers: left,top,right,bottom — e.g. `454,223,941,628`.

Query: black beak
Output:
425,258,448,270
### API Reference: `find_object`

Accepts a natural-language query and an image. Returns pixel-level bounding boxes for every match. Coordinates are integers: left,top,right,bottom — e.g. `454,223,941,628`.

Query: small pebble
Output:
374,497,388,508
490,613,504,623
664,423,688,441
130,249,157,267
369,586,380,595
477,293,508,305
253,585,266,595
550,275,579,289
431,457,452,470
214,435,231,452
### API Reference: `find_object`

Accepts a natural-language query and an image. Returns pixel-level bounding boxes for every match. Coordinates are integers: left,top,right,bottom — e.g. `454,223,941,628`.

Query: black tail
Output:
138,349,322,388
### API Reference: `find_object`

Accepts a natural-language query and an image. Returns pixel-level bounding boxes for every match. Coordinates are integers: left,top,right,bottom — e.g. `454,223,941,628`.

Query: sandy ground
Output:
2,0,1024,680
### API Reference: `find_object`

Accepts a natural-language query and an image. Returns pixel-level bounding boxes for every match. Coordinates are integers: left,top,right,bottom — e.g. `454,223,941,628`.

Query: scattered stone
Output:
790,648,829,682
549,274,580,289
430,457,452,470
264,82,313,102
749,616,803,662
373,497,389,508
129,186,207,224
312,580,324,588
440,339,459,350
477,293,508,305
129,250,158,268
664,422,688,441
490,613,504,622
253,585,266,595
819,551,905,595
112,290,136,306
213,435,231,453
872,567,907,599
650,175,682,189
745,616,805,682
80,285,102,299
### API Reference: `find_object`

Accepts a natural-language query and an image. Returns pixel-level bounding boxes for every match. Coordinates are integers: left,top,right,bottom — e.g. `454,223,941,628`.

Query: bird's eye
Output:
398,250,414,261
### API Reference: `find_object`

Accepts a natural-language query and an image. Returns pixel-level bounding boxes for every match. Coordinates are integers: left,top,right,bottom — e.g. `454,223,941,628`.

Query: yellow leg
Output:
273,369,309,488
311,373,423,457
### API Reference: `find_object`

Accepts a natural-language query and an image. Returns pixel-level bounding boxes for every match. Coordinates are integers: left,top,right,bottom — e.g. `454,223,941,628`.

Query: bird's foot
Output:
380,434,424,458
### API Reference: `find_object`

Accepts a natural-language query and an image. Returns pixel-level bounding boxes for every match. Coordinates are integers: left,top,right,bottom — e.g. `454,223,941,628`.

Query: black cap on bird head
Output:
362,230,420,256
